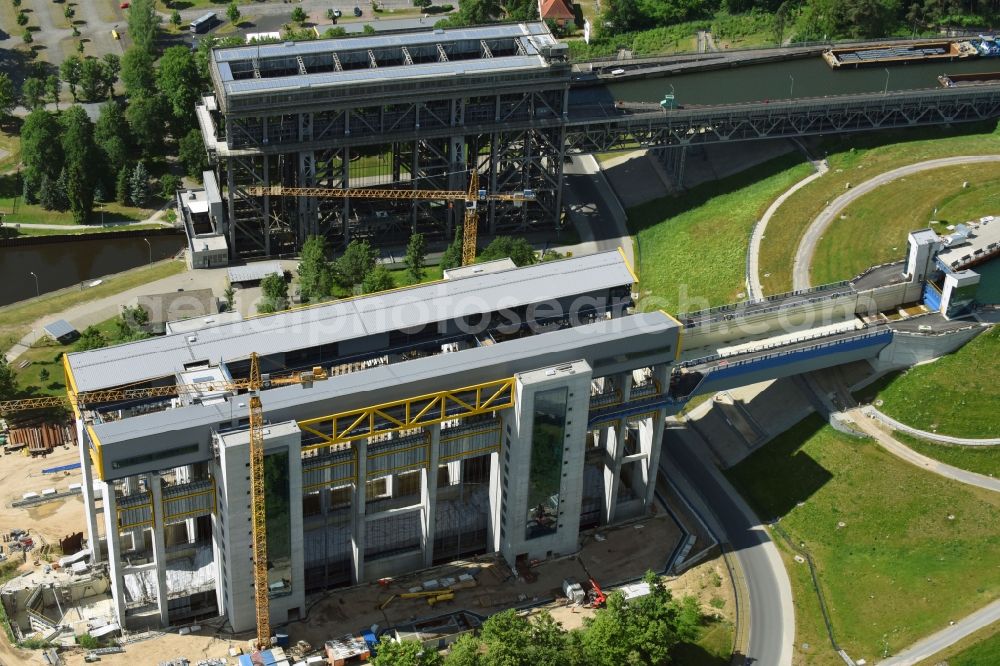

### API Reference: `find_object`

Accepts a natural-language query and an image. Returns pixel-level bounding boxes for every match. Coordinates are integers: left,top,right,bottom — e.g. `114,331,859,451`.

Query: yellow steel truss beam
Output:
298,377,515,450
248,354,271,650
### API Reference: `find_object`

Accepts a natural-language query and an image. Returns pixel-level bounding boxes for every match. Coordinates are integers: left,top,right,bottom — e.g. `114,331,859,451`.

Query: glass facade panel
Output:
525,387,568,541
264,450,292,597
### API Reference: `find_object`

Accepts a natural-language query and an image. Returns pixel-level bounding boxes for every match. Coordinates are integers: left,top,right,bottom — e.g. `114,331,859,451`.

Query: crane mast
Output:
248,353,271,649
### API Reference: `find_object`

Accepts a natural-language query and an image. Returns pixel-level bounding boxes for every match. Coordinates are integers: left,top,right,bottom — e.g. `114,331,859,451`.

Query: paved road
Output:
878,597,1000,665
849,408,1000,492
791,155,1000,290
664,424,795,666
747,152,828,299
563,155,635,268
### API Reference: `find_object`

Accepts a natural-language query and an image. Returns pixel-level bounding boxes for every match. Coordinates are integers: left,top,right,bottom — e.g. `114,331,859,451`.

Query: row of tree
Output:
371,572,703,666
600,0,1000,40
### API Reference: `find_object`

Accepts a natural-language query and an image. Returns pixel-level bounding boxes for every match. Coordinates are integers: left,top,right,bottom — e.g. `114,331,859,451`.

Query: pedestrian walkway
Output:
863,406,1000,446
878,598,1000,665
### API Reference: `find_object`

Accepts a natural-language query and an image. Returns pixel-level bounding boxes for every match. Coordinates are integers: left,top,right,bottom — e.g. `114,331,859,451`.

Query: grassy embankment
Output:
758,124,1000,295
855,326,999,439
893,431,1000,478
0,260,186,354
726,415,1000,665
628,153,812,313
810,163,1000,284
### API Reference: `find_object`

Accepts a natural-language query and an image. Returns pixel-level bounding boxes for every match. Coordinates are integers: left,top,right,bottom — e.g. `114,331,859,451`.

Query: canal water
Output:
974,257,1000,304
0,234,186,307
606,55,1000,105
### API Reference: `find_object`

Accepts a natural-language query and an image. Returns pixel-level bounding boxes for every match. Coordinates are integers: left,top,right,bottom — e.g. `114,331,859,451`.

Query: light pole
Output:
143,237,151,266
883,67,890,95
789,74,795,99
29,271,39,298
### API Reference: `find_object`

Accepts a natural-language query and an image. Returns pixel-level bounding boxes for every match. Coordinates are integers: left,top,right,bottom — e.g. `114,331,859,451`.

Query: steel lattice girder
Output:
297,377,515,450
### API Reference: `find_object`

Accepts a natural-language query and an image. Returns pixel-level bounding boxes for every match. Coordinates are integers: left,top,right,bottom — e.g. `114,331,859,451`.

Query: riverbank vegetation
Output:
628,153,811,313
758,122,1000,294
726,415,1000,664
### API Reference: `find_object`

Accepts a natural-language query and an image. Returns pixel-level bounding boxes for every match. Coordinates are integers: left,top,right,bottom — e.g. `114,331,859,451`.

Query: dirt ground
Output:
0,443,87,556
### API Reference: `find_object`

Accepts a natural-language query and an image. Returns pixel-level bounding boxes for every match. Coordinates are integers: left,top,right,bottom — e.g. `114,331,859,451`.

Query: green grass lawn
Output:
388,264,444,288
918,620,1000,665
14,223,167,237
0,259,185,354
810,164,1000,285
726,415,1000,664
628,153,811,313
870,327,999,439
893,431,1000,478
758,123,1000,295
0,199,158,226
13,316,122,398
672,617,733,665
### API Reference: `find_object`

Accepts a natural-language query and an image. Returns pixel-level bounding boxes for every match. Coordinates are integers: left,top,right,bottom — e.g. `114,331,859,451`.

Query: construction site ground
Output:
0,445,733,664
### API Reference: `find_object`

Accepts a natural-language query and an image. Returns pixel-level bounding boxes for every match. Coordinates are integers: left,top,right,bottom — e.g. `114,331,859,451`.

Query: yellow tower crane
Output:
0,353,322,650
244,170,536,267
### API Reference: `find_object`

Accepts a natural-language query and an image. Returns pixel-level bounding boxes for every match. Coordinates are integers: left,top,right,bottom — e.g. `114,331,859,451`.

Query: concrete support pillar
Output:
446,460,462,486
102,482,126,627
638,409,667,510
176,465,197,544
148,474,170,627
421,425,441,568
486,451,502,553
78,423,101,563
601,419,625,525
350,439,368,584
123,477,142,551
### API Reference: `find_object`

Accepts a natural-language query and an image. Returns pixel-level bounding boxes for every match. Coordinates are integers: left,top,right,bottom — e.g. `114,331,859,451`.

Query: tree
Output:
38,368,49,382
21,28,32,44
362,264,394,294
64,5,75,20
125,94,166,155
159,173,181,200
363,24,376,34
581,571,700,666
0,72,14,120
122,48,156,97
0,357,17,403
291,7,307,23
79,58,109,101
323,27,348,38
600,0,643,35
102,53,121,96
21,77,46,111
115,305,150,341
16,10,26,26
45,75,61,110
404,232,427,284
61,106,98,223
439,229,463,271
479,236,536,266
227,2,241,24
178,128,208,178
11,0,21,8
413,0,432,8
95,102,133,175
129,161,150,207
170,9,181,26
20,109,64,201
61,55,83,100
223,283,236,310
335,239,378,287
371,639,442,666
76,326,108,351
297,236,335,301
258,272,289,313
156,46,200,127
127,0,159,56
441,634,482,666
116,165,131,205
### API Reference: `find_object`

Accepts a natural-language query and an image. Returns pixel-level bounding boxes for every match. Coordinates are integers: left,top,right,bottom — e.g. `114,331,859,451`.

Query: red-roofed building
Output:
539,0,575,26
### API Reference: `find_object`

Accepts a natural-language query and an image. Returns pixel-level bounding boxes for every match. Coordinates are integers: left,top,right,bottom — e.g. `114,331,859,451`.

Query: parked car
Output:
120,2,130,8
354,6,363,16
334,9,343,17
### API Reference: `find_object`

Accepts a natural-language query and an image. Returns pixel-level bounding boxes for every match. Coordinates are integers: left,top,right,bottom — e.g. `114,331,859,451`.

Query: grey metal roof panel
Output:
227,262,284,283
222,56,548,96
90,311,674,446
67,251,635,392
214,22,554,63
43,319,77,339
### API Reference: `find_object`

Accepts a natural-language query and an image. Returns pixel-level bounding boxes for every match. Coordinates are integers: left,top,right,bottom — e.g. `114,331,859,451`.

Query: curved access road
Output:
865,407,1000,446
666,424,795,666
747,155,828,300
850,408,1000,493
791,155,1000,291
